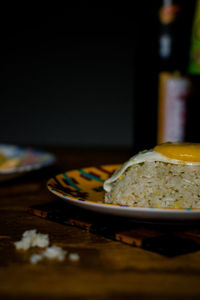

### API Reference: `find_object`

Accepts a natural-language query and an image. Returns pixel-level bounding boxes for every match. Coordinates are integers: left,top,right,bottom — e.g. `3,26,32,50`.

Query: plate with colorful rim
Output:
47,164,200,221
0,144,55,180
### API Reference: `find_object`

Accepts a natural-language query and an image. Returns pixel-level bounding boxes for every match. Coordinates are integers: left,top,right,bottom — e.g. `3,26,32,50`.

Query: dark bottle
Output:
157,0,195,144
186,0,200,142
133,0,195,151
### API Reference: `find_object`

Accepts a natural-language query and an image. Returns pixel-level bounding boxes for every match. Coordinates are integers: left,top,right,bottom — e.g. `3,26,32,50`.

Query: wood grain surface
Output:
1,146,200,299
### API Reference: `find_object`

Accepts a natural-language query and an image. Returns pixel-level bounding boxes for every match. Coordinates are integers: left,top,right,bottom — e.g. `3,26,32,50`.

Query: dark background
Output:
0,3,160,150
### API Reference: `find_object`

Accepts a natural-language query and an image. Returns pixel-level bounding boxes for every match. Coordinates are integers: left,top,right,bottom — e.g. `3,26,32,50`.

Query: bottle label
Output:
157,73,191,144
158,3,181,60
189,0,200,74
159,3,181,25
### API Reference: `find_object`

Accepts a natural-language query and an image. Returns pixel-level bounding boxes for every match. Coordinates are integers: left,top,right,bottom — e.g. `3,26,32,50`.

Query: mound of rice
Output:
104,162,200,208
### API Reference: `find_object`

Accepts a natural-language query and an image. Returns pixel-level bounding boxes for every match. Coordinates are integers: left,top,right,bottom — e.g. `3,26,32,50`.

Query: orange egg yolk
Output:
154,142,200,162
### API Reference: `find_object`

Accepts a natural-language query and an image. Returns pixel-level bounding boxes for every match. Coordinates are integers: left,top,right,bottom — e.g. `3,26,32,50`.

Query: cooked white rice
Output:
104,162,200,208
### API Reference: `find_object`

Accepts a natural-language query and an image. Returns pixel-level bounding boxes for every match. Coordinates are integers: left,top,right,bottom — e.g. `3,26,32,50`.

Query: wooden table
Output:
1,146,200,299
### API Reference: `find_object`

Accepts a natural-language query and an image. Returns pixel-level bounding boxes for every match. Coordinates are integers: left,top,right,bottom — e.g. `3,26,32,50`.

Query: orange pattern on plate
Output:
47,164,120,204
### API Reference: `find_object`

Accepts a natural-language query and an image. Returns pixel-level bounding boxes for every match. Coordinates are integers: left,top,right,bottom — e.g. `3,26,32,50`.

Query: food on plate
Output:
103,142,200,208
0,152,6,165
0,150,20,171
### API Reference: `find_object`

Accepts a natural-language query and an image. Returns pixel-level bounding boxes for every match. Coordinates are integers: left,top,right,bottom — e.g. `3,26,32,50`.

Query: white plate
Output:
47,164,200,222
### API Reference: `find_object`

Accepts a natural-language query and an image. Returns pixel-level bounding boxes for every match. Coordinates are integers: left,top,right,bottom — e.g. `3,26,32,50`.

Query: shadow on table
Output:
29,200,200,257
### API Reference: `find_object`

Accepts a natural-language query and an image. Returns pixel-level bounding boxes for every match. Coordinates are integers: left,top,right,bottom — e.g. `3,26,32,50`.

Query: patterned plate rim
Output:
47,164,200,213
0,144,55,174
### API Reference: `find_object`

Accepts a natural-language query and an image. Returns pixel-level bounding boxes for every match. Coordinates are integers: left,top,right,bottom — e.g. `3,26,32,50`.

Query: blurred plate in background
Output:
0,144,55,181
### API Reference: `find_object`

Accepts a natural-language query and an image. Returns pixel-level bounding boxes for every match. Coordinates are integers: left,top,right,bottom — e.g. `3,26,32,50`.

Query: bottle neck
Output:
158,0,195,74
